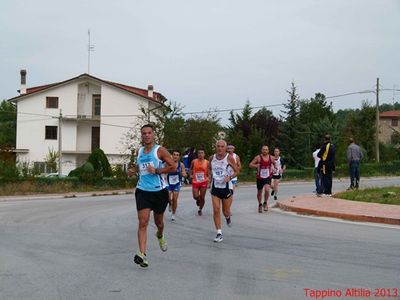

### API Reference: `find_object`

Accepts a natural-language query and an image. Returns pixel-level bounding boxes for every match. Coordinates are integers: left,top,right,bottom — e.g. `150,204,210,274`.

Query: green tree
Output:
339,102,376,162
181,112,222,156
297,93,336,164
279,82,302,167
0,100,16,146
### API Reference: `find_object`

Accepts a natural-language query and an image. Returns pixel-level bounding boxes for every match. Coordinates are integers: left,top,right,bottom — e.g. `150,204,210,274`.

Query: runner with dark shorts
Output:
128,124,176,268
249,145,276,213
271,148,285,201
209,140,239,242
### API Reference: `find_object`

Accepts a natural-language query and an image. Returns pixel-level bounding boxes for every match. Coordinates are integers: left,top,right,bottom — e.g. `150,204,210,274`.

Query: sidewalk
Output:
277,194,400,225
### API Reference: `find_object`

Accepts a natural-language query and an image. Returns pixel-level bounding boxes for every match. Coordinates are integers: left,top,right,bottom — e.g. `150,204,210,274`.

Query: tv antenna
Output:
87,29,95,74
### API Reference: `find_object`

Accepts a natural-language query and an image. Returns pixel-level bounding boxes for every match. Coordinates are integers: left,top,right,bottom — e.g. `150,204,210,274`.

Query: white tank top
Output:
227,153,238,181
211,153,232,189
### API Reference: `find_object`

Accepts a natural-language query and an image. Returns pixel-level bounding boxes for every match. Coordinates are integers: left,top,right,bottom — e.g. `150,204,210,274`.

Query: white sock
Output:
217,229,222,234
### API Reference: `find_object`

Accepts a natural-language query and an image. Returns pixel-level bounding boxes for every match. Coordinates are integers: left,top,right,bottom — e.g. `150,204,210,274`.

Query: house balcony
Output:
62,114,100,124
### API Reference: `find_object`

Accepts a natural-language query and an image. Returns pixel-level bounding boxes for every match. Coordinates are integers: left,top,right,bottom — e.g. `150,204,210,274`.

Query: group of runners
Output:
129,124,285,267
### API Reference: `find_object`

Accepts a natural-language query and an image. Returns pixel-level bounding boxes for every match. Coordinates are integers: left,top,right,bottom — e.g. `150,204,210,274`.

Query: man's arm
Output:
346,146,351,163
236,155,242,171
148,147,177,174
249,155,259,169
180,162,187,178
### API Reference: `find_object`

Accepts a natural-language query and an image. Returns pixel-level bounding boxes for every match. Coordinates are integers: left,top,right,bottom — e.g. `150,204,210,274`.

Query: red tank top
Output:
257,155,272,179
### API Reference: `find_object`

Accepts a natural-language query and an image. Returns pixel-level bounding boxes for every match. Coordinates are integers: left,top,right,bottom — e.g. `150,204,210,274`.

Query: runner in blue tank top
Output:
167,150,187,221
128,124,176,268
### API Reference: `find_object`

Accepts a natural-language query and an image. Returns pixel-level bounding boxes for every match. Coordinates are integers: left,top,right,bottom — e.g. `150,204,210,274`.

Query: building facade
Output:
8,71,166,175
379,110,400,145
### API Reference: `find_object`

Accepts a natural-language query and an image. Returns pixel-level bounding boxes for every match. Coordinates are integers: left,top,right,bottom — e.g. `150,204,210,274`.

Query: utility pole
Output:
375,77,380,162
58,109,63,177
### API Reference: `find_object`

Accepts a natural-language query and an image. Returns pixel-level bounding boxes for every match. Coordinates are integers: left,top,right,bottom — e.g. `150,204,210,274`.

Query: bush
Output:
87,149,112,177
0,160,19,180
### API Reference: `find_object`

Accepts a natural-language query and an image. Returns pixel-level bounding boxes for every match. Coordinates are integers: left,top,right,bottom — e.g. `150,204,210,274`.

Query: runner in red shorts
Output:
190,149,209,216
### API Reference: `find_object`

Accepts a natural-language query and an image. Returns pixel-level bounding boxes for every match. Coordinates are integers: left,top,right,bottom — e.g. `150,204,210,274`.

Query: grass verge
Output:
335,186,400,205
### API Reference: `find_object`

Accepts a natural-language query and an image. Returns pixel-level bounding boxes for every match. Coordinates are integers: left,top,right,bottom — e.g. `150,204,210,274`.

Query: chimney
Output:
147,85,154,98
20,69,27,95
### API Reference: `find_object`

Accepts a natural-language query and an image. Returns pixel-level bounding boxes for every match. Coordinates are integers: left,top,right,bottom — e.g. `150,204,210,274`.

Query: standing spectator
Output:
312,144,321,193
317,135,336,197
346,137,363,190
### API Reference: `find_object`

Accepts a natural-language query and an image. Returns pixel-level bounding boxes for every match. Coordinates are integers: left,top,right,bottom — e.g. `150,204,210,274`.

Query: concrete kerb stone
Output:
276,198,400,226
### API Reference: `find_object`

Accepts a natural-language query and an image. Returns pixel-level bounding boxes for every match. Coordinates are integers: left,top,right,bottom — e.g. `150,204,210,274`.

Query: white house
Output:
8,70,167,175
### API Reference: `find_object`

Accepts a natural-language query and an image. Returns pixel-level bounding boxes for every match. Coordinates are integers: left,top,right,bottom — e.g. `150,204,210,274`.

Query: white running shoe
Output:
213,233,223,243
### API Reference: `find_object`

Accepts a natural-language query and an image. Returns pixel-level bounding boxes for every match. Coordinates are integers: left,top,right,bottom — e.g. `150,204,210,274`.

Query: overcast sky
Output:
1,0,399,122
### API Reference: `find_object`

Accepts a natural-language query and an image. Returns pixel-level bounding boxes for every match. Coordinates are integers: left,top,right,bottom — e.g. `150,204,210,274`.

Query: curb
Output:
0,190,134,202
276,201,400,226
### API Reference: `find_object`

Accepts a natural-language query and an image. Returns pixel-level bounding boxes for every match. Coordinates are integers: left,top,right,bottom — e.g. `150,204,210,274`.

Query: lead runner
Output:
128,124,176,268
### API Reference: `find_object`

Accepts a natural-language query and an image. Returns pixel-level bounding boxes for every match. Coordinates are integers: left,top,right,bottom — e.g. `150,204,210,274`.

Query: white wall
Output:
16,83,78,163
100,84,148,155
77,82,101,117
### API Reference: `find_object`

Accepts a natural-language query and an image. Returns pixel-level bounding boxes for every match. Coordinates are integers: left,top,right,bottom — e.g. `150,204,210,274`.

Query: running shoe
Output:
171,214,175,221
198,209,202,216
271,190,275,196
156,232,168,252
213,233,223,242
258,203,263,213
274,195,278,201
226,216,232,227
263,202,268,211
134,252,149,268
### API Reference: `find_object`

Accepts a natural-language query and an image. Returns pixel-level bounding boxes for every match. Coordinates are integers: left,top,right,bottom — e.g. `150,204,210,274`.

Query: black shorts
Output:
211,182,233,200
256,178,271,190
135,188,169,214
272,174,281,180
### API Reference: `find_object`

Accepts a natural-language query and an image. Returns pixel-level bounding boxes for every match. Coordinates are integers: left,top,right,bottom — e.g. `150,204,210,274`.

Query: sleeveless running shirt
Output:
211,153,232,189
257,154,273,179
227,153,238,181
167,161,181,186
136,144,167,191
272,156,283,176
192,159,208,183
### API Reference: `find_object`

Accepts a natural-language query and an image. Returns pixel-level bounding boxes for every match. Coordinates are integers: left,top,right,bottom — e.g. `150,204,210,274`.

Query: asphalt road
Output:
0,178,399,300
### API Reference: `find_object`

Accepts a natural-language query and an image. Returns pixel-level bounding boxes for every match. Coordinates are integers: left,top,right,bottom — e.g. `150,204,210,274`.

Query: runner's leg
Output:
198,187,207,210
171,191,179,215
154,212,165,238
212,196,222,230
222,196,233,218
137,208,151,254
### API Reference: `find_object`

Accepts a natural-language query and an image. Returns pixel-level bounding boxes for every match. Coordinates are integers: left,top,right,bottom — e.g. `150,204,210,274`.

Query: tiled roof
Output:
380,110,400,118
9,73,167,104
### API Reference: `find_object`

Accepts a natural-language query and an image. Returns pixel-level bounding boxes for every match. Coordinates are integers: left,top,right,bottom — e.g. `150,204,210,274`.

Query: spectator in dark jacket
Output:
317,135,336,196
